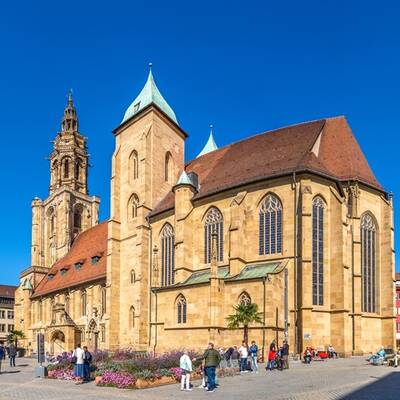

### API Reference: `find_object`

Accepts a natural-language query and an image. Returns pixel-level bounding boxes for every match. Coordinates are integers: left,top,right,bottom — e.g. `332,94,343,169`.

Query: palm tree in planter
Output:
7,330,25,348
226,302,262,344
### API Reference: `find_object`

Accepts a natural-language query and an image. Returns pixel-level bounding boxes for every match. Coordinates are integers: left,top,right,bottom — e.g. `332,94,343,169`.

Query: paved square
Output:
0,357,399,400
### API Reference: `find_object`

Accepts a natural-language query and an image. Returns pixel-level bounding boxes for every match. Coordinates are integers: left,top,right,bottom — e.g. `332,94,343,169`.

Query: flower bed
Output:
46,349,204,389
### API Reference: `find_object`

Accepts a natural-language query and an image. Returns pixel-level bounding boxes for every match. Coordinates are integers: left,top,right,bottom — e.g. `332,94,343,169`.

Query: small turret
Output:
197,125,218,157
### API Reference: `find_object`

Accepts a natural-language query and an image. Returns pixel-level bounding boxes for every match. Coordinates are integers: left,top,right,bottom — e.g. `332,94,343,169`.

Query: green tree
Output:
226,303,262,344
6,330,25,348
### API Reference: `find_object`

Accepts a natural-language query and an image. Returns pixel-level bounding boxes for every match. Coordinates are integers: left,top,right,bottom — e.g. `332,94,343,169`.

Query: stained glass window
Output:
176,295,187,324
259,194,282,255
161,224,175,286
312,196,325,306
204,208,224,263
361,213,376,313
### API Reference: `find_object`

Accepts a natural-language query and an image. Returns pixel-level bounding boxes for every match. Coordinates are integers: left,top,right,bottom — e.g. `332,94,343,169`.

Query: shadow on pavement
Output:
0,370,21,374
338,371,400,400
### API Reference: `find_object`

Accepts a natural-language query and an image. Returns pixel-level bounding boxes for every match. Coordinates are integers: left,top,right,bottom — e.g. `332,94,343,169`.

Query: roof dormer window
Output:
60,268,68,276
133,102,140,112
48,273,55,280
75,262,83,270
91,256,101,265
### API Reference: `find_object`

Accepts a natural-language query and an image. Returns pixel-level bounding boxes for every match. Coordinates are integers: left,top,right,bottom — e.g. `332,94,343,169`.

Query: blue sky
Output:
0,0,399,285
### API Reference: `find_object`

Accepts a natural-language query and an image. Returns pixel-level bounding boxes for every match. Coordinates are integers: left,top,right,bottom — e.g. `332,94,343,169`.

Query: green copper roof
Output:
176,171,195,187
197,125,218,157
121,69,178,125
182,266,230,286
226,261,283,281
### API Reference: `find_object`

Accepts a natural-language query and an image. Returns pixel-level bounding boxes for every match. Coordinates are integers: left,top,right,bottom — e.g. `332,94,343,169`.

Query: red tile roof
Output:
32,222,108,297
0,285,17,298
151,116,383,216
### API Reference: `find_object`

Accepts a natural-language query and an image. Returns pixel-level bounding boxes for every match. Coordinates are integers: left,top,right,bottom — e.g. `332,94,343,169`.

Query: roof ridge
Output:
187,117,338,165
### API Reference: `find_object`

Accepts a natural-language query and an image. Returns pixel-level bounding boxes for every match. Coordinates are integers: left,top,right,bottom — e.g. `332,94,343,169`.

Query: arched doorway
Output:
50,330,65,355
87,319,99,351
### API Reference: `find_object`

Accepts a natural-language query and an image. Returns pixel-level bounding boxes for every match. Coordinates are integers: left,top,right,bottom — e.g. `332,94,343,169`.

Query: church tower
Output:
31,92,100,269
106,66,186,349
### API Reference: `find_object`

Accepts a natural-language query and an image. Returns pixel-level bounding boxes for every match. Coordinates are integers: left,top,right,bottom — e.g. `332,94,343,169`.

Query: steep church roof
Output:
32,222,108,297
121,66,178,126
151,116,383,217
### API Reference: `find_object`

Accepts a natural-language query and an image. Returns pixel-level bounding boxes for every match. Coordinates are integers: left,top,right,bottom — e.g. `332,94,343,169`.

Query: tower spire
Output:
61,89,78,133
197,124,218,157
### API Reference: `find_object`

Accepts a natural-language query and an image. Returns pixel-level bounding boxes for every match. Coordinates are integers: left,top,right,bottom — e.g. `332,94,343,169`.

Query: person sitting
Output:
266,349,276,371
304,347,312,364
367,347,386,365
327,345,337,359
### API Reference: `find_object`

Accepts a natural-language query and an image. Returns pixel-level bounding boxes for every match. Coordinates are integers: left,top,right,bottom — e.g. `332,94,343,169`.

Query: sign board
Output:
304,333,311,340
37,333,45,364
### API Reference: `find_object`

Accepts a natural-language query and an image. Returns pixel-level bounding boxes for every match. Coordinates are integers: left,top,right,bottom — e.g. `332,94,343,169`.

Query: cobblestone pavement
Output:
0,357,399,400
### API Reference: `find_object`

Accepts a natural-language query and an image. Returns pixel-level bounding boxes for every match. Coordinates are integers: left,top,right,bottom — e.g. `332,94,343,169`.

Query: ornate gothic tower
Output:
31,93,100,269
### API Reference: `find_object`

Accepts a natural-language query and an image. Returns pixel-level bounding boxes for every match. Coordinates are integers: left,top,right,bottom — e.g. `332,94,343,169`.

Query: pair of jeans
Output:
205,367,216,390
267,360,275,370
251,355,258,372
240,357,247,372
9,356,16,367
83,363,91,381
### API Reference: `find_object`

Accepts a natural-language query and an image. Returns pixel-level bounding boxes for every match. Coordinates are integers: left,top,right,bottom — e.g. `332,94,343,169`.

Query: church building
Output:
14,68,396,357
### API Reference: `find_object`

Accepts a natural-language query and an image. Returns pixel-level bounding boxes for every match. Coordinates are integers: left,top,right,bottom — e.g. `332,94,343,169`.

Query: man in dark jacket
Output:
0,344,4,373
82,346,92,382
8,343,17,367
194,343,221,392
281,340,289,370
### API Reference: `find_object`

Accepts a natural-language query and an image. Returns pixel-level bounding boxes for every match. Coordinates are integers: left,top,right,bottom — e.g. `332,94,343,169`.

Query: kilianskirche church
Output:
15,67,395,358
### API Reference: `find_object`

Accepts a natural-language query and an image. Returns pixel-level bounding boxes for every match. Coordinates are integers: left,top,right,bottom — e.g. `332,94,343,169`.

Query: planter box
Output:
136,376,176,389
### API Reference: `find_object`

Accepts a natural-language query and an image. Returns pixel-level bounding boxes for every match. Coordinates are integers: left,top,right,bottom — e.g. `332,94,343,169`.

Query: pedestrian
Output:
269,339,276,352
249,340,259,373
225,346,234,367
193,342,221,393
238,341,249,374
179,349,193,391
231,346,239,369
82,346,92,382
281,340,289,370
304,347,312,364
0,343,5,374
9,343,17,367
72,343,85,383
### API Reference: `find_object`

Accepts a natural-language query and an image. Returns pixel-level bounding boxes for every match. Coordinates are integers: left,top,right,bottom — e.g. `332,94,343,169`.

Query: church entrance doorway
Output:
88,319,99,351
50,330,65,355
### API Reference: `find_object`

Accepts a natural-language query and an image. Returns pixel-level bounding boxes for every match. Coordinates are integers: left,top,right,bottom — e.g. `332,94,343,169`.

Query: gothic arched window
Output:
81,291,87,316
312,196,325,306
129,194,139,219
130,150,139,181
101,286,106,315
165,152,173,183
176,295,187,324
130,306,135,329
63,158,70,179
361,213,377,313
130,269,135,284
204,208,224,264
239,292,252,306
259,194,282,255
161,224,175,286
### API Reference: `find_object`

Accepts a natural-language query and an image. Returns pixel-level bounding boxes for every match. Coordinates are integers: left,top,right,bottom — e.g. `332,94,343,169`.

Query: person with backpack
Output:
249,341,259,373
193,342,221,392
